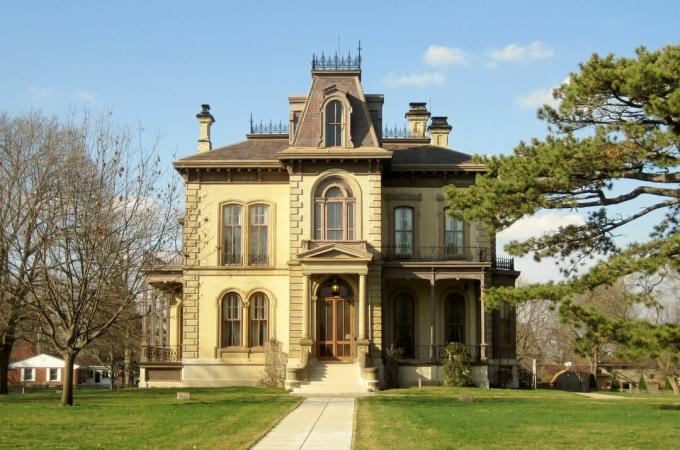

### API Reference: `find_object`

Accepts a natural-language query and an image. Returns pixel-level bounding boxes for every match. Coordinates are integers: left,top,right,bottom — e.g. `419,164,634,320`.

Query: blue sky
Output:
2,1,678,281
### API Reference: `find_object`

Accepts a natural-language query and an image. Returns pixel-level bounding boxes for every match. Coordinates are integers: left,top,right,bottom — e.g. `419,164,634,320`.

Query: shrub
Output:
443,342,473,387
610,372,620,391
638,374,647,391
384,345,403,389
258,339,286,388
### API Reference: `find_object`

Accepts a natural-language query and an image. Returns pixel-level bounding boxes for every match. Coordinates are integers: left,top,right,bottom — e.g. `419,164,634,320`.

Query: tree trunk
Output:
668,375,680,396
0,343,12,395
60,351,78,407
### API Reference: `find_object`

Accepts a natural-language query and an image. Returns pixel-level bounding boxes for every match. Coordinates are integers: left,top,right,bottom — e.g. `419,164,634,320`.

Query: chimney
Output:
429,116,452,147
196,104,215,153
405,102,430,138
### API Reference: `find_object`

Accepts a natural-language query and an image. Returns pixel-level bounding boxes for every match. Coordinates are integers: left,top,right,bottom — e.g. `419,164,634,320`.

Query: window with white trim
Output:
48,368,59,381
23,368,35,381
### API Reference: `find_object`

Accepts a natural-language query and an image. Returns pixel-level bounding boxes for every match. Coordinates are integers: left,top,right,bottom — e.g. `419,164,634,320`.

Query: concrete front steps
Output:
293,362,369,395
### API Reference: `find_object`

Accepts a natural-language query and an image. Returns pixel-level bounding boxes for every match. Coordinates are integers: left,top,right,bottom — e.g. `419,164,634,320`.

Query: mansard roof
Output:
174,137,286,168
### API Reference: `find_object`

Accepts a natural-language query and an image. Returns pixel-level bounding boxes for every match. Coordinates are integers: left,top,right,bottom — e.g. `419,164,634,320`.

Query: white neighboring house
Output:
9,354,78,386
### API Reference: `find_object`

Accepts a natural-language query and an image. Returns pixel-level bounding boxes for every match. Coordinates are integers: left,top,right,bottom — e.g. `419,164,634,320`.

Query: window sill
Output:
218,347,265,353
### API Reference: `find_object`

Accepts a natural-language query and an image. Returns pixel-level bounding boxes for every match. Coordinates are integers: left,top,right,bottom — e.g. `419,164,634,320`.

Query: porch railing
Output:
141,345,182,363
383,245,490,263
386,344,480,364
383,245,514,270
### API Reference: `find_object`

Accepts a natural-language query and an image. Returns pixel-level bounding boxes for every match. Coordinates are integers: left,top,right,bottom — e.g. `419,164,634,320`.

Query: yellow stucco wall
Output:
190,182,291,358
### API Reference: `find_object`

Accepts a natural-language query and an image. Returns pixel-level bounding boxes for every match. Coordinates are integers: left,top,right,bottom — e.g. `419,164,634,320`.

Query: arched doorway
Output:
317,278,354,361
393,292,415,357
444,293,466,344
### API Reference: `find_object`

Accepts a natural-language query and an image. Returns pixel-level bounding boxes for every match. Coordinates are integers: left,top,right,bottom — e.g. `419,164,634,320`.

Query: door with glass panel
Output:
317,279,354,361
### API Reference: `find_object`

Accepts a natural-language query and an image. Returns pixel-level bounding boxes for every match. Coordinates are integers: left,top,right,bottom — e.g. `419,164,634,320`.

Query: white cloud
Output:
74,90,95,103
497,212,589,283
424,45,468,67
383,72,445,87
516,87,559,109
497,211,585,244
516,78,569,109
489,41,554,63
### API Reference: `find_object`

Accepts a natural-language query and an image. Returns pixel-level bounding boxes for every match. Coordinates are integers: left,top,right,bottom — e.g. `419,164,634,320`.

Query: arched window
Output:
325,100,344,147
222,204,242,265
249,204,269,265
445,210,464,255
394,207,414,256
249,293,269,347
393,293,415,358
314,177,355,241
444,293,465,344
222,293,242,347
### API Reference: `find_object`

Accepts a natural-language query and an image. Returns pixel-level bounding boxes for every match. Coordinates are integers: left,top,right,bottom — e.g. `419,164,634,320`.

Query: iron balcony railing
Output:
385,344,480,363
141,345,182,363
382,245,514,270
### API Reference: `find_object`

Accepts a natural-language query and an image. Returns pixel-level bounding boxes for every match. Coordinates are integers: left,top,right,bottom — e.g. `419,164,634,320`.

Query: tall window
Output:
393,293,415,358
249,293,269,347
325,100,343,147
249,205,269,265
314,177,355,240
444,293,466,344
445,213,464,255
222,205,242,265
394,207,414,256
222,293,242,347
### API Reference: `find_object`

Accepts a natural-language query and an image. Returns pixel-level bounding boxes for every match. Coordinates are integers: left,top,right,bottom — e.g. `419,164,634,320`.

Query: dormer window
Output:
325,100,344,147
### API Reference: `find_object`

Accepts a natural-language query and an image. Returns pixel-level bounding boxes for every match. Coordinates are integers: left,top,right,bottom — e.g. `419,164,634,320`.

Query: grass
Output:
0,387,301,449
354,387,680,450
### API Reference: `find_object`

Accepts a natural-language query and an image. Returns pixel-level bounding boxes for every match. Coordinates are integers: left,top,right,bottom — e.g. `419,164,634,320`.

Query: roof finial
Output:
357,40,362,62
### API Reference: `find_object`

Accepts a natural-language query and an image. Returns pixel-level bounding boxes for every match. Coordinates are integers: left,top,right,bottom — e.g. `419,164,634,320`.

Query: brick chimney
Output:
196,104,215,153
429,116,452,147
405,102,430,138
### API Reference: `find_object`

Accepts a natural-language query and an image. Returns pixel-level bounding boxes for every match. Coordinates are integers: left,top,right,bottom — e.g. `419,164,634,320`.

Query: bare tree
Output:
30,112,179,406
0,113,65,394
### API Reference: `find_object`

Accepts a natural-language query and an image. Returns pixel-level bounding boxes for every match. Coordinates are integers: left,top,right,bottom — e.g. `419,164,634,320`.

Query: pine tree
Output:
445,44,680,394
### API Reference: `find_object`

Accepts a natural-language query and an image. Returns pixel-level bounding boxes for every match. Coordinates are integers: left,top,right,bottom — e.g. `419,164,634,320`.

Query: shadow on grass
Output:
658,404,680,410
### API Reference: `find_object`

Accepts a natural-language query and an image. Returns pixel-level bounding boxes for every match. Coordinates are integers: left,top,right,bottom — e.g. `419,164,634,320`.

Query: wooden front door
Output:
317,296,354,361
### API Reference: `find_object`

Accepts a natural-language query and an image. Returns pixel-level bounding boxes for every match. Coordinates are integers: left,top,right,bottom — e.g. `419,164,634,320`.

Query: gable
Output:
297,242,373,261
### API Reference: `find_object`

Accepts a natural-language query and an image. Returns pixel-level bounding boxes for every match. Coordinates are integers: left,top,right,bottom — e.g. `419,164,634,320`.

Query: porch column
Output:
429,270,436,361
480,280,488,361
302,274,310,339
358,274,367,340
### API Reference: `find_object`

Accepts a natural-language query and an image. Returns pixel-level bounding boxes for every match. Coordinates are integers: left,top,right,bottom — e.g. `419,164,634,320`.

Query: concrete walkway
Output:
252,397,354,450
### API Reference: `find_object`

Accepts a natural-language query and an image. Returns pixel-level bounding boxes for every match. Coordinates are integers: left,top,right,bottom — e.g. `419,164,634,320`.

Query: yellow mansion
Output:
141,53,519,393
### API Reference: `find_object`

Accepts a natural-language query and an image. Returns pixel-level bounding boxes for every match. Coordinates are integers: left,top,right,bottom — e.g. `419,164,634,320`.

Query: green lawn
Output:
354,387,680,450
0,387,301,449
